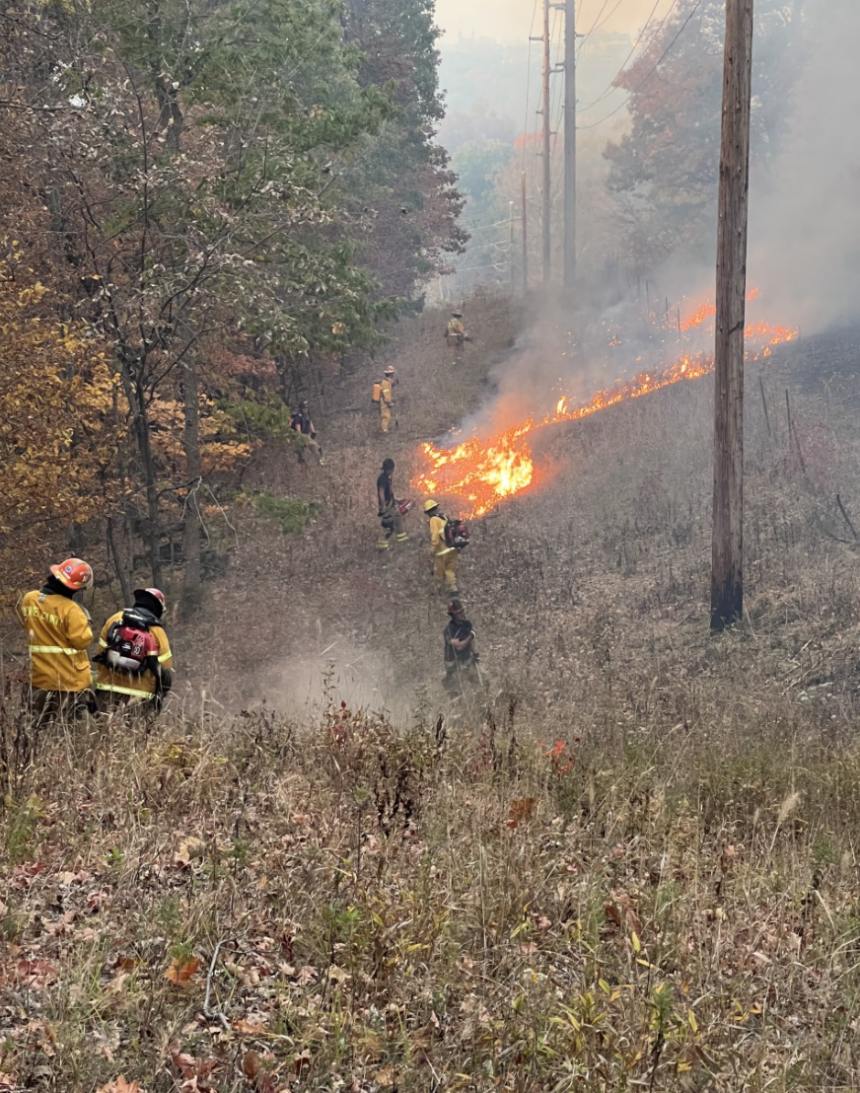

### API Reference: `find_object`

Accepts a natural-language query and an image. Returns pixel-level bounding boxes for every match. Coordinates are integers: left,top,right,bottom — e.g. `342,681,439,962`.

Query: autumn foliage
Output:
0,255,119,596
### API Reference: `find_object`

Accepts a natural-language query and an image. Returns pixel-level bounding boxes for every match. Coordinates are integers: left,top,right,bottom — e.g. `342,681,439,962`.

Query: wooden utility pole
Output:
521,171,529,293
563,0,576,290
711,0,754,631
541,0,552,283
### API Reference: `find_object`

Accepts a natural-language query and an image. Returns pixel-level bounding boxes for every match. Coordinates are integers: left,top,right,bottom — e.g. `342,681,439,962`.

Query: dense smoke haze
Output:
436,1,860,450
750,2,860,333
435,0,675,41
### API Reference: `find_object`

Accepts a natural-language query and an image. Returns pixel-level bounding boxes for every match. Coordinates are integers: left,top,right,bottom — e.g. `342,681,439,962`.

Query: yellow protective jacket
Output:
95,611,174,700
429,514,454,555
18,590,94,692
446,318,466,342
380,378,394,406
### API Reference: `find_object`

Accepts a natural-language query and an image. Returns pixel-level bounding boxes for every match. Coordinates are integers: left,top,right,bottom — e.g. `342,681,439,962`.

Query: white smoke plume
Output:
750,2,860,332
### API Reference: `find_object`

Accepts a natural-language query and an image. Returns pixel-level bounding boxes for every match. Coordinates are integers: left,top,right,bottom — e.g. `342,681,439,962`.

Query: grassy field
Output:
3,302,860,1091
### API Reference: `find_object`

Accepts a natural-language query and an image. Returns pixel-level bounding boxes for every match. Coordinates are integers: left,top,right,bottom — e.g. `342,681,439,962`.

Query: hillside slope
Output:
186,309,860,738
4,309,860,1091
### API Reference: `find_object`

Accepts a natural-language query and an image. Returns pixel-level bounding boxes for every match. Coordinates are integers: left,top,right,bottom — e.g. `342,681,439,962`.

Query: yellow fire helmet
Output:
423,499,439,513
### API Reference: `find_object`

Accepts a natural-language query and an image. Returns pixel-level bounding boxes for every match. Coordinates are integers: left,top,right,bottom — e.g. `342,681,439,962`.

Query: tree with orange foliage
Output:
604,0,802,270
0,251,119,601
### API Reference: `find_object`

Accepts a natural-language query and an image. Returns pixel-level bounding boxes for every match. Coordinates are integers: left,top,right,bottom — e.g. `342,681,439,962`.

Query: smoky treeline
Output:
0,0,465,604
446,0,860,335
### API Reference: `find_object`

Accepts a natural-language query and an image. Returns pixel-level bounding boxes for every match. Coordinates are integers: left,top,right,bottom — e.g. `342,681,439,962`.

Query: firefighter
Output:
445,309,469,365
17,558,97,725
424,499,459,594
379,365,396,433
443,599,479,691
290,399,325,465
377,458,408,551
95,587,174,716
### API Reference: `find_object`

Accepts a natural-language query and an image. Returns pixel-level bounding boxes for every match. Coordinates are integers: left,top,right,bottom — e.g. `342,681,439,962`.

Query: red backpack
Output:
104,609,160,674
444,518,470,550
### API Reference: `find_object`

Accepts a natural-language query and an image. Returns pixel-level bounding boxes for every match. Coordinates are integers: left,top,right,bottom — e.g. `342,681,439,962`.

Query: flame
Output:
680,287,760,332
414,301,798,517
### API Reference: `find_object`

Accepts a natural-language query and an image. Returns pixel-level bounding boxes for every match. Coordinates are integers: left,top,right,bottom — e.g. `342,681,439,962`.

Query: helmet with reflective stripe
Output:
50,558,93,591
423,499,439,513
133,587,165,607
384,365,396,375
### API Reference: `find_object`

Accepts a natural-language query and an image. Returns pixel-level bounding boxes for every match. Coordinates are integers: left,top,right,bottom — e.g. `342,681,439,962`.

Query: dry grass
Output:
4,305,860,1090
3,699,860,1091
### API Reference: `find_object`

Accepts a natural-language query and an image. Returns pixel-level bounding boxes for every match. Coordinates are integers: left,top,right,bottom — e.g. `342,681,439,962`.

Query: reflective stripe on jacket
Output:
380,378,394,406
18,590,93,692
95,610,173,699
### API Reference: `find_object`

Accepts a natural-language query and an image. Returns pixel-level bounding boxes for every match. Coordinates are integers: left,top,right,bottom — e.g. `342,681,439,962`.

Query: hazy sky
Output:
434,0,676,43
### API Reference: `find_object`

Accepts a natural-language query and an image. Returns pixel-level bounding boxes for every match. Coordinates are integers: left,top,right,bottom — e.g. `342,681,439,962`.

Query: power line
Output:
521,0,541,175
581,0,614,41
576,0,704,130
587,0,627,38
577,0,667,111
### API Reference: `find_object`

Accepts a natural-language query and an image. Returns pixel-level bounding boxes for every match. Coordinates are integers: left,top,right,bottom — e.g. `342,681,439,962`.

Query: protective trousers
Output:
433,549,458,592
378,505,407,551
380,401,392,433
25,686,96,726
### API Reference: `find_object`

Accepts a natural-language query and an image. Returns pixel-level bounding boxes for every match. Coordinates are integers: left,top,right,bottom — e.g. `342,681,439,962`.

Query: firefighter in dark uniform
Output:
376,458,408,552
443,599,479,691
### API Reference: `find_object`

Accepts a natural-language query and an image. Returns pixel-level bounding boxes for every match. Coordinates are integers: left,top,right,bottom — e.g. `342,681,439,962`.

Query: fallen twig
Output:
203,938,233,1031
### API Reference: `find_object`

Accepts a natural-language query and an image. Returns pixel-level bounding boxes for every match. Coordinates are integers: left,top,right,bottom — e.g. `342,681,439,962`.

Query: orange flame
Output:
680,287,761,331
413,304,797,517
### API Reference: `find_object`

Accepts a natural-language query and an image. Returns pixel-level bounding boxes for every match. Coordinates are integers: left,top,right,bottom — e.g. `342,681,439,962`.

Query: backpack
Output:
103,609,160,674
371,381,382,404
444,518,470,550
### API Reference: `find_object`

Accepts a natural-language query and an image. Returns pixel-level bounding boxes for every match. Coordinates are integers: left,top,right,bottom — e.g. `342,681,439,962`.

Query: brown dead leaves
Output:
507,796,537,829
95,1078,147,1093
603,889,642,935
166,955,201,987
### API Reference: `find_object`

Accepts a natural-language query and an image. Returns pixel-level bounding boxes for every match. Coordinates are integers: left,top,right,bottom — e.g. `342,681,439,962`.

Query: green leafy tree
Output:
12,0,399,592
342,0,468,298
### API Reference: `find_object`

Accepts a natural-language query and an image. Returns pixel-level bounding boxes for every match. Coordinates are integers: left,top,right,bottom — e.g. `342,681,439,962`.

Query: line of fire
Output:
413,292,799,518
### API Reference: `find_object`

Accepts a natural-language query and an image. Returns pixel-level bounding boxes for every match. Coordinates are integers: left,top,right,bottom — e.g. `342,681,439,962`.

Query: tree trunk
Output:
181,357,203,618
107,516,132,604
136,391,163,588
117,354,163,586
711,0,754,631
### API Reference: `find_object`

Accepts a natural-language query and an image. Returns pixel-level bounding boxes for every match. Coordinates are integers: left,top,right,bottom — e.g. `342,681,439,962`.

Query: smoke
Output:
431,2,858,455
233,641,416,721
750,3,860,333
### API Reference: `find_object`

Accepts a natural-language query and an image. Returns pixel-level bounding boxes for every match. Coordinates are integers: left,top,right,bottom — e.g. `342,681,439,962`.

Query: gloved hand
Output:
377,510,384,518
472,653,480,663
310,431,316,439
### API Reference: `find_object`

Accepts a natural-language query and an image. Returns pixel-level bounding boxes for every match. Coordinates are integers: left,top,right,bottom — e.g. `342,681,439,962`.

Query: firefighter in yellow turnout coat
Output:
17,558,96,723
445,309,468,364
380,366,396,433
95,587,174,713
373,366,397,433
424,499,459,594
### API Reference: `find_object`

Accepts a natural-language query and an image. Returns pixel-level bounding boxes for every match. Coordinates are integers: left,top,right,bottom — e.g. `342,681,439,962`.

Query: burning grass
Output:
414,296,799,517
